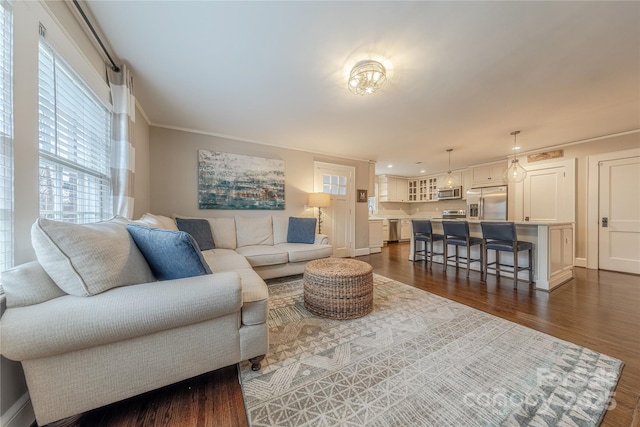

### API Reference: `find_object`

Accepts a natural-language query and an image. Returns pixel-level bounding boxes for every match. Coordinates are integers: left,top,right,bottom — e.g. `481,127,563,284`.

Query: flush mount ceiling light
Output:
504,130,527,183
348,60,387,95
443,149,459,188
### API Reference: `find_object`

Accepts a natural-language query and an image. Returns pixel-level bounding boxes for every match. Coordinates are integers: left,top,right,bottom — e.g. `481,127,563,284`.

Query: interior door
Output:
315,162,355,258
599,156,640,274
522,161,575,222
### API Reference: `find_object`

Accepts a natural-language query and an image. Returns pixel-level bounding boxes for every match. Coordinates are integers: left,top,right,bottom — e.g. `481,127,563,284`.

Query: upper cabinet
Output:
378,175,409,202
471,162,507,187
408,179,418,202
461,169,472,199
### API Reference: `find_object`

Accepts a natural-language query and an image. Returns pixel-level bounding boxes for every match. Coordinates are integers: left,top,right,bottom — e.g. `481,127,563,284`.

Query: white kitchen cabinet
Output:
418,178,430,201
400,219,412,241
378,175,409,202
425,177,438,201
408,179,418,201
461,169,472,199
368,219,384,253
382,219,389,241
548,224,574,287
471,162,506,187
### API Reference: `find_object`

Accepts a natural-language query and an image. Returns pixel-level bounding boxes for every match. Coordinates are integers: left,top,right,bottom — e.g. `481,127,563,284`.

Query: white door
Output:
598,156,640,274
524,166,565,221
315,162,355,258
519,159,575,222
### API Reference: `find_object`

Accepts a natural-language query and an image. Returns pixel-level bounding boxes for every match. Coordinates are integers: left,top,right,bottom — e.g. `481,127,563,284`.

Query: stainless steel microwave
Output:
436,186,462,200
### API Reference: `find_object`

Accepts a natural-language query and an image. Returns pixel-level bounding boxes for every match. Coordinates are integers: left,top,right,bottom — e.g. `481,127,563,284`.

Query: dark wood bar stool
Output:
480,222,533,288
441,221,484,278
412,220,444,269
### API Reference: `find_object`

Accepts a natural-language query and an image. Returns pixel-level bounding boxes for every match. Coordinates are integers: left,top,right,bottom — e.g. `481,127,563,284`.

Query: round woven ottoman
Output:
303,258,374,320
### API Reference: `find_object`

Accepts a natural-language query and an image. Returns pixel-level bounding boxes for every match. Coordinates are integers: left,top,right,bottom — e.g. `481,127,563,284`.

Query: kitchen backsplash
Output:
373,199,467,218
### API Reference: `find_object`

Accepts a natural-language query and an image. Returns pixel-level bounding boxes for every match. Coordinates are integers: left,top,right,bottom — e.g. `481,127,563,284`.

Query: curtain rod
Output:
71,0,120,72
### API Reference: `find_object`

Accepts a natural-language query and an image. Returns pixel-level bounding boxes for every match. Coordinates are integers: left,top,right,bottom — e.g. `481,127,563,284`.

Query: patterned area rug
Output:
239,274,623,427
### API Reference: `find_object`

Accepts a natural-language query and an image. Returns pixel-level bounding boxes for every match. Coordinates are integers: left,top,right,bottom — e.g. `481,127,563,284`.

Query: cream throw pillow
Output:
31,218,155,296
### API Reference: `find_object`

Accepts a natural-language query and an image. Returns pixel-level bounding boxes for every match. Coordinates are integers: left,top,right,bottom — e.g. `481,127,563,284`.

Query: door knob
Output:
602,217,608,227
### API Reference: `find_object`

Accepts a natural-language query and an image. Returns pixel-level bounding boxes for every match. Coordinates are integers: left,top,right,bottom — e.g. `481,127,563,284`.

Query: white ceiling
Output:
84,1,640,176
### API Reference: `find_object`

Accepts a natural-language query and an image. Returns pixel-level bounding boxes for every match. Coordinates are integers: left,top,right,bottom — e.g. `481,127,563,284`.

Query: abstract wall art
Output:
198,150,285,210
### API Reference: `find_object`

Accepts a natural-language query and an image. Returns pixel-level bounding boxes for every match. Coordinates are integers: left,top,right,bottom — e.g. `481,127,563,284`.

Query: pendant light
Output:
443,149,458,188
504,130,527,183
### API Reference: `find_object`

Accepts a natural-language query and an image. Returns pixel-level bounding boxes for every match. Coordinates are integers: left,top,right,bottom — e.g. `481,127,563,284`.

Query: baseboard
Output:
1,392,35,427
355,247,370,257
574,257,586,268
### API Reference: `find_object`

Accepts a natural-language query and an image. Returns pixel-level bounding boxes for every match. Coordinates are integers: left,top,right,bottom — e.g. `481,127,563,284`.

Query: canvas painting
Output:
198,150,285,210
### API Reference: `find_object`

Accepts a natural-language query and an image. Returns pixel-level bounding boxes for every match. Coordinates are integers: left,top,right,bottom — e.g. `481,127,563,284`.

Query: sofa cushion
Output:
272,216,289,245
176,218,215,250
31,218,155,297
207,217,237,249
201,248,251,272
139,213,178,230
234,245,288,267
235,216,273,247
127,225,212,280
274,243,334,263
287,217,317,244
2,261,67,308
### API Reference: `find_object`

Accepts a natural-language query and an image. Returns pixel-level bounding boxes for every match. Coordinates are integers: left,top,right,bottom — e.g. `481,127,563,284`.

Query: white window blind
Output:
38,40,112,224
0,0,13,278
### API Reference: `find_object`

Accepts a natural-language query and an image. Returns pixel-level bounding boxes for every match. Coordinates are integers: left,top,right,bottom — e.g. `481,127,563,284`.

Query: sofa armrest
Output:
315,234,329,245
0,272,242,361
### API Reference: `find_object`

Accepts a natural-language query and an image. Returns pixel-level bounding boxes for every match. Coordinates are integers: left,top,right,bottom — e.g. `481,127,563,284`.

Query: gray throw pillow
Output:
126,225,212,281
287,217,317,244
176,218,216,250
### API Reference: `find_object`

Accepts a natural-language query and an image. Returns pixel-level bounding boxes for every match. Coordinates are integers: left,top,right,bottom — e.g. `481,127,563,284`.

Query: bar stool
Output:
412,220,444,269
441,221,484,278
481,222,533,288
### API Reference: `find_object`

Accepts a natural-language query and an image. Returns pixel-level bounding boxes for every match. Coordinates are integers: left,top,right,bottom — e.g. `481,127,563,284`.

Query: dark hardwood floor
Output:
60,242,639,427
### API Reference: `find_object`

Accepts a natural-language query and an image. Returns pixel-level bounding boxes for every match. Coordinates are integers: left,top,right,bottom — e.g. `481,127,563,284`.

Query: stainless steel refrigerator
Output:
466,186,507,220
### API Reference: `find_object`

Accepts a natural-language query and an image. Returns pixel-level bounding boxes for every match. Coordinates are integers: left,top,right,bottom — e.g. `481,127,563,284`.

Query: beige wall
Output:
148,127,371,251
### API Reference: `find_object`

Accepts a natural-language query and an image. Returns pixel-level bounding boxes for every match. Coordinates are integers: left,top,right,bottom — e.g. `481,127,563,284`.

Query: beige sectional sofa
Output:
0,214,332,425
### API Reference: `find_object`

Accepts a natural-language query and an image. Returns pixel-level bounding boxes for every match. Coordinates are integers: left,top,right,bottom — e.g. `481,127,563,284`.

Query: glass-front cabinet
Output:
408,179,418,201
426,177,438,201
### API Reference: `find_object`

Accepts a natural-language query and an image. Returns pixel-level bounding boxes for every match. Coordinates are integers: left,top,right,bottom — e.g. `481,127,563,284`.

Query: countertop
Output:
429,219,575,226
369,216,574,226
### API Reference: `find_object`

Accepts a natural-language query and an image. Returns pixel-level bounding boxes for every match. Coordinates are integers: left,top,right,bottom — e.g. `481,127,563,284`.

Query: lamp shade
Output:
308,193,330,207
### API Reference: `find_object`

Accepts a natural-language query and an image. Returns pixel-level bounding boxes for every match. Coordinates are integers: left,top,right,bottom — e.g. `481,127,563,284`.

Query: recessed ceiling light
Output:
512,146,521,150
387,164,393,168
420,170,426,173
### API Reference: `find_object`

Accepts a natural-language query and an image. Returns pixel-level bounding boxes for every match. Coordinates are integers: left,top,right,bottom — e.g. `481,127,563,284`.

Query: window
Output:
0,0,12,277
322,174,347,195
38,40,112,224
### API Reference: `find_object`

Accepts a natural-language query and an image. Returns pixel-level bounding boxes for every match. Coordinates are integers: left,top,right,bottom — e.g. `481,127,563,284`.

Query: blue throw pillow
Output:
126,224,212,281
287,217,317,244
176,218,215,250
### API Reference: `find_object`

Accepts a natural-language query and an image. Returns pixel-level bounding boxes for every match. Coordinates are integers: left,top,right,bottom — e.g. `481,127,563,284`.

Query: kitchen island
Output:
408,220,574,291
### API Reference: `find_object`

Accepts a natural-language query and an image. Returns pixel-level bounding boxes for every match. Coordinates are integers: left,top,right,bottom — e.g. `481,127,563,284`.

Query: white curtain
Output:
108,65,136,219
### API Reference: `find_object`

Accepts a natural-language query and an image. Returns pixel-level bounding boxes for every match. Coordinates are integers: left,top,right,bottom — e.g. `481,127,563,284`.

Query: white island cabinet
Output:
368,219,384,254
408,220,575,291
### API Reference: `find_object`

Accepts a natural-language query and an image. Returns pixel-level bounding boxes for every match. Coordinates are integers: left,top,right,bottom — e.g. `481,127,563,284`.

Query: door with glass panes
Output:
314,162,355,257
